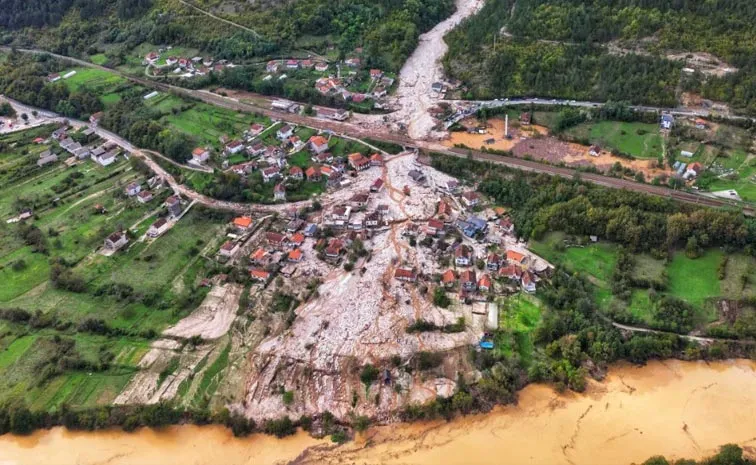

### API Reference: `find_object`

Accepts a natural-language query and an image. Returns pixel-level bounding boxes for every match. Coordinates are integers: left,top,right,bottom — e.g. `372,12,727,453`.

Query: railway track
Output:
5,47,753,215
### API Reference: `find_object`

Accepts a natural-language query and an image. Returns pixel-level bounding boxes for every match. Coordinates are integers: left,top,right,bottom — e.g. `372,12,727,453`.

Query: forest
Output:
443,0,756,112
0,0,452,73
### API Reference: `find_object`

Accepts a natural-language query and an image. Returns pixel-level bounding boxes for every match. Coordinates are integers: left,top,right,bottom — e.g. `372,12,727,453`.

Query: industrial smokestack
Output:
505,114,509,137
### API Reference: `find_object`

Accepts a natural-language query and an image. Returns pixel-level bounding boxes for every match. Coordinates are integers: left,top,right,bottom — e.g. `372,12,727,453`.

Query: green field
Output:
495,295,543,365
566,121,663,159
163,104,269,150
89,54,108,66
0,127,229,412
59,68,126,94
666,250,723,307
529,232,617,287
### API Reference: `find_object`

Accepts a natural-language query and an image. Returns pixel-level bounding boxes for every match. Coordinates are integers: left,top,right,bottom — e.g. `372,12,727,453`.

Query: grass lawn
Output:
89,54,108,65
289,150,312,168
667,250,723,307
567,121,662,159
328,137,370,157
59,68,126,94
529,232,617,287
0,335,36,370
83,208,223,295
633,254,666,282
626,289,655,324
163,104,269,151
495,294,542,365
0,247,51,302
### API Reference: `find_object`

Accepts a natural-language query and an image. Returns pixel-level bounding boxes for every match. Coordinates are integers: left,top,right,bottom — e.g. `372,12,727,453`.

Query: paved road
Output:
4,47,753,215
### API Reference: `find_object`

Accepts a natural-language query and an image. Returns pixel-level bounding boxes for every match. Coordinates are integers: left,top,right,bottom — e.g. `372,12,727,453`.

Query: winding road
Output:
2,46,753,216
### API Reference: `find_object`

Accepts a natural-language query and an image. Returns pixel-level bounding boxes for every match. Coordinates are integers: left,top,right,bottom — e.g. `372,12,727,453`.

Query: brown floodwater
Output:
1,359,755,465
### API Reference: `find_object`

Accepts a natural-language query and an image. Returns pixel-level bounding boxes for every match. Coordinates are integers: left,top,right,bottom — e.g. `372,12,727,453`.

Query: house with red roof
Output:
455,244,472,266
499,264,523,281
370,153,384,166
290,232,305,247
289,165,304,180
441,269,457,288
225,140,244,155
459,269,477,291
192,147,210,164
288,248,303,262
219,241,239,257
262,166,280,183
394,268,417,282
506,250,526,265
309,135,329,154
347,153,370,171
250,268,271,282
274,183,286,202
305,166,321,181
461,191,480,207
522,272,536,293
478,274,492,292
486,253,501,271
371,178,384,192
266,232,288,247
250,248,268,264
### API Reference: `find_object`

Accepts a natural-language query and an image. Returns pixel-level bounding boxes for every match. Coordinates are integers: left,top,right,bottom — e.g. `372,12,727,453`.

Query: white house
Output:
277,125,295,140
95,150,118,167
262,167,280,183
192,147,210,164
461,191,480,207
147,218,170,238
125,182,141,197
104,231,129,251
274,183,286,201
454,244,472,266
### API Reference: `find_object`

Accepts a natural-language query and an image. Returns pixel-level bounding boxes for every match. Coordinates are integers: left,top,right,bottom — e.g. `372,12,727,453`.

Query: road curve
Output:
3,47,752,215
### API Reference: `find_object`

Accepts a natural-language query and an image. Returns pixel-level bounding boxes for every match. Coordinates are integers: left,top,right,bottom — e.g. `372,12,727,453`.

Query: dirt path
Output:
177,0,260,38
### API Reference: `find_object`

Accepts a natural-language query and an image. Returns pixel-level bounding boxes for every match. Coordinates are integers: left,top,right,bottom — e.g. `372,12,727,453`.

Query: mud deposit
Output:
1,359,755,465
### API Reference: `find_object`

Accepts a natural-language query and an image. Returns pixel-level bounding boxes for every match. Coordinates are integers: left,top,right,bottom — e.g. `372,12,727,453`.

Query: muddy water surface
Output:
1,360,754,465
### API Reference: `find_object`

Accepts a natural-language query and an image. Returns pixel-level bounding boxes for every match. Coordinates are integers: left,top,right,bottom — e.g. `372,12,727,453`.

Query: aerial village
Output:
201,137,554,357
14,105,554,353
143,48,233,78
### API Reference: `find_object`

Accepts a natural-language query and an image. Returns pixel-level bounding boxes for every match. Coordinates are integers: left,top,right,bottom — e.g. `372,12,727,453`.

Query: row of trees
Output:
430,153,756,254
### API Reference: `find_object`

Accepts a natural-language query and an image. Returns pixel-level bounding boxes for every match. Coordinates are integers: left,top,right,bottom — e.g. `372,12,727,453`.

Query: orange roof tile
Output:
233,216,253,228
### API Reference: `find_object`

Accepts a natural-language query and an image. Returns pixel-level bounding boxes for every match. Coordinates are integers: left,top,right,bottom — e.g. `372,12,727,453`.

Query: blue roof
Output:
479,341,494,350
304,223,317,233
661,114,674,122
468,217,487,230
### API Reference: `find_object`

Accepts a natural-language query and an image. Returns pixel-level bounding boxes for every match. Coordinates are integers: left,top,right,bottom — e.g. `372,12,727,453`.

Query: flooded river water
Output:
1,359,754,465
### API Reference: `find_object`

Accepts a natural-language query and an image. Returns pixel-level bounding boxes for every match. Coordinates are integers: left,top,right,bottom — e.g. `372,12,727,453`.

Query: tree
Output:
432,287,451,308
360,364,379,387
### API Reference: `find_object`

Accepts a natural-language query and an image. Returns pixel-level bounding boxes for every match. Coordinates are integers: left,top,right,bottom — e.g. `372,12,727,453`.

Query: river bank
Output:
1,359,754,465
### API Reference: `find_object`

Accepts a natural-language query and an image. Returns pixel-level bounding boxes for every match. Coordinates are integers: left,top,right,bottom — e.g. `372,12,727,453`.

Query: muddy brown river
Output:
1,360,755,465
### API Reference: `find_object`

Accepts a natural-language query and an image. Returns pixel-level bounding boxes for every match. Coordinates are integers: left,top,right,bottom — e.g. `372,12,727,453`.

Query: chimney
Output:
504,114,509,137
